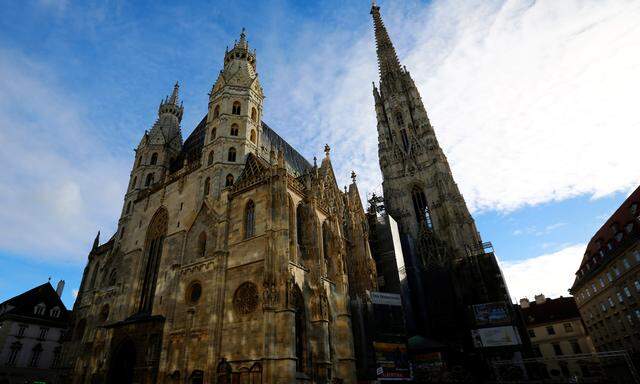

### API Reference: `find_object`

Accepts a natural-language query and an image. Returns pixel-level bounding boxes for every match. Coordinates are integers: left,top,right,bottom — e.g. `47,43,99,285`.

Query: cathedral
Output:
63,29,377,383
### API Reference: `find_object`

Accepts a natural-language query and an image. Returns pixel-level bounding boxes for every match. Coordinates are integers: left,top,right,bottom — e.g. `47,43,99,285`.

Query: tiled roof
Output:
572,185,640,290
0,283,70,325
519,297,580,326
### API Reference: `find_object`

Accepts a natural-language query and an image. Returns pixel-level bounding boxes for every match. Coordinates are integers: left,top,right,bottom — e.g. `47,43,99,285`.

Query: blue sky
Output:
1,0,639,309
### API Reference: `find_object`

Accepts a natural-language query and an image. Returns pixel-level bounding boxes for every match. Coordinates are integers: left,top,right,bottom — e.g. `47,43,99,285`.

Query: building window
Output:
546,325,556,335
186,281,202,304
38,327,49,340
18,325,27,337
130,176,137,190
100,304,109,322
204,177,210,197
563,323,574,333
627,314,634,325
400,129,409,151
250,129,256,143
125,201,132,214
51,346,62,368
552,343,563,356
607,272,613,282
617,292,624,303
395,112,404,127
635,280,640,292
228,147,236,162
571,340,582,354
230,123,239,136
601,303,607,312
626,223,635,233
211,127,217,141
150,152,158,165
6,341,22,366
251,107,257,122
623,258,631,269
411,186,433,229
29,344,43,367
213,105,220,118
207,151,214,166
245,200,255,239
198,232,207,258
232,101,241,115
225,174,234,187
599,278,605,288
592,283,597,293
608,297,615,307
145,173,154,187
636,309,640,319
532,344,542,357
34,303,45,315
614,267,621,277
50,307,60,318
528,329,536,338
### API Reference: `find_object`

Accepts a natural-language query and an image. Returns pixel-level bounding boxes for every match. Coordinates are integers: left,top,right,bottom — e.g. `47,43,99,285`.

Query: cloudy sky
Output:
0,0,639,308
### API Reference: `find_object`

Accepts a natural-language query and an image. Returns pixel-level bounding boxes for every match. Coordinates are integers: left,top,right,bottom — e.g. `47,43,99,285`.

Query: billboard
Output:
471,326,521,348
472,301,511,326
373,342,412,381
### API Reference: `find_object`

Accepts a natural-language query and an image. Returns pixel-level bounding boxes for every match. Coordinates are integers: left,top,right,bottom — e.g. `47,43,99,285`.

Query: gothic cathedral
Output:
64,31,377,383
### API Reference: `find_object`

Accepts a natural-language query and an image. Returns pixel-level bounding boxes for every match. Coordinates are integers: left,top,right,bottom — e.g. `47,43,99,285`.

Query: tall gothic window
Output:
145,173,154,187
411,186,433,229
6,342,22,366
288,196,296,261
29,344,43,367
400,129,409,151
198,232,207,258
232,101,241,115
228,147,236,162
296,204,305,259
245,200,255,238
207,151,214,166
395,112,404,127
150,152,158,165
211,127,217,141
213,105,220,118
250,129,256,143
204,177,210,197
322,221,330,275
139,208,168,314
230,124,239,136
251,107,257,122
225,174,234,187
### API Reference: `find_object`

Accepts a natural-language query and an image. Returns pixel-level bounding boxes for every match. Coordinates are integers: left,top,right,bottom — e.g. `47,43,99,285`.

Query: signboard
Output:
370,291,402,306
471,326,521,348
472,302,511,326
373,342,412,381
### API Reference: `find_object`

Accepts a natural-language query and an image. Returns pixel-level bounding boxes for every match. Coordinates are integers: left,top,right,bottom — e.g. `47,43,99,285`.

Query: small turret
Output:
158,81,184,122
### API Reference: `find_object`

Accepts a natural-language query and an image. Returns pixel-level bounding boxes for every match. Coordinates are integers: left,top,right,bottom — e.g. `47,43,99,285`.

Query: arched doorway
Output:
108,339,136,384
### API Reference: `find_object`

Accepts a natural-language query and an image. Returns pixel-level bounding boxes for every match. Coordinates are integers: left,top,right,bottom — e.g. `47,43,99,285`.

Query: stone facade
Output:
63,31,376,384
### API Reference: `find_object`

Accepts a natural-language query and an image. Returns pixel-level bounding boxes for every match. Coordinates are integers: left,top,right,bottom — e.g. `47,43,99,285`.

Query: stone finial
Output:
351,170,357,183
313,156,317,167
324,144,330,158
169,81,179,104
92,230,100,251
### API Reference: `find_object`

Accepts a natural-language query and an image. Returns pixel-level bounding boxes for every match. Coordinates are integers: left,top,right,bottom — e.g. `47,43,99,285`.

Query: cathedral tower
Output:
202,29,264,198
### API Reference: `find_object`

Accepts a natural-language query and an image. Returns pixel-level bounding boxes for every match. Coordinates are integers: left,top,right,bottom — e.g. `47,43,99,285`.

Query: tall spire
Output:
168,81,179,105
370,3,401,80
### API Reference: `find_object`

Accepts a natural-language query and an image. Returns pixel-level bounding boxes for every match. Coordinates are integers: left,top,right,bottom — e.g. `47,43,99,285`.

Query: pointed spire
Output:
92,231,100,251
237,27,248,49
168,81,179,105
371,3,402,80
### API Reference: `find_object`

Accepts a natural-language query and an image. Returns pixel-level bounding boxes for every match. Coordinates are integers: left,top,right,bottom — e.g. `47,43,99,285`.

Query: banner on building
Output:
370,291,402,306
373,342,412,380
472,301,511,326
471,326,521,348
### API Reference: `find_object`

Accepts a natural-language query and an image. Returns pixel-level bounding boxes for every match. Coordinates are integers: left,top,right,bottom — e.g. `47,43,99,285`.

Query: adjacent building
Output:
0,281,70,384
62,30,377,383
519,295,596,380
570,185,640,363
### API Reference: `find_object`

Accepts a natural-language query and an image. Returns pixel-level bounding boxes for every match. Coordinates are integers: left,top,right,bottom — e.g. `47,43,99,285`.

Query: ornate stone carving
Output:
262,281,279,309
233,282,259,315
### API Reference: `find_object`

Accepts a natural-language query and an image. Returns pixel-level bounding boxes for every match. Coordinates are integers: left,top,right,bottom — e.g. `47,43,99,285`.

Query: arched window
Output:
198,232,207,258
288,196,295,261
130,176,137,191
322,221,330,274
228,147,236,162
34,303,46,315
395,112,404,127
204,177,210,197
232,101,241,115
108,269,117,285
136,156,142,167
251,107,257,122
139,208,168,314
150,153,158,165
125,201,132,214
245,200,255,238
28,343,43,367
250,129,256,143
100,304,110,322
186,281,202,304
401,129,409,151
211,127,217,141
213,105,220,118
292,285,308,373
230,124,239,136
207,151,214,166
411,186,432,229
225,174,234,187
145,173,154,187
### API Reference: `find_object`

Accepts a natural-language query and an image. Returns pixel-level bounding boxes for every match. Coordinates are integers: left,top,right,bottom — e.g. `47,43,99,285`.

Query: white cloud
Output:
72,289,79,298
0,49,128,262
499,243,585,302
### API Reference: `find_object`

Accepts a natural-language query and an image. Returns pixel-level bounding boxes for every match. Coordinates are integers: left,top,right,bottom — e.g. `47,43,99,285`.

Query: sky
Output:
0,0,639,309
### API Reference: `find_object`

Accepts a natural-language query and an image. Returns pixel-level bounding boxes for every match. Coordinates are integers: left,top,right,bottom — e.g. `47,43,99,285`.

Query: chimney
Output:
56,280,65,297
534,294,546,304
519,298,530,308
